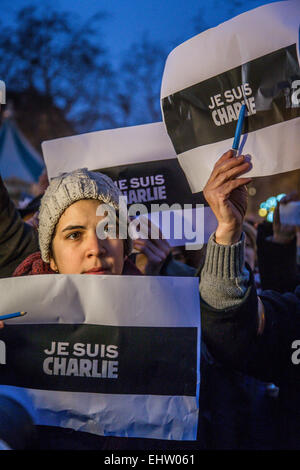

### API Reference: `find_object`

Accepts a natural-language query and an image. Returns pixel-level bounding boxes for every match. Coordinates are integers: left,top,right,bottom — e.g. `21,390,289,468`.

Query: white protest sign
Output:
0,274,200,441
161,0,300,192
42,122,176,180
42,122,218,246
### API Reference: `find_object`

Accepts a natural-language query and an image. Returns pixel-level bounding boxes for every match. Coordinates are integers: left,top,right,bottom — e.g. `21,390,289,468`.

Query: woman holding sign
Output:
12,168,176,278
5,167,201,451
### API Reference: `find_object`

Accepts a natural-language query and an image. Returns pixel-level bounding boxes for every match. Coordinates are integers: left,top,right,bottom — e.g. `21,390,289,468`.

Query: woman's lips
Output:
84,268,110,275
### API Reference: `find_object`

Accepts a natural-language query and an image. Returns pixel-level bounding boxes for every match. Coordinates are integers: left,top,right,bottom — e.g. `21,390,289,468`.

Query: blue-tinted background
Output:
2,0,280,64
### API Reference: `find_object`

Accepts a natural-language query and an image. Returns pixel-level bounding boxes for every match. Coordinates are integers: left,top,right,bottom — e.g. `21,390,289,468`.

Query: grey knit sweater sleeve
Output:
199,232,250,309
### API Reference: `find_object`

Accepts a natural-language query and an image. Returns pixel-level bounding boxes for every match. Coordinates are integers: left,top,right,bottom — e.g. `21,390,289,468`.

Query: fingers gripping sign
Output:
133,218,171,275
203,150,252,245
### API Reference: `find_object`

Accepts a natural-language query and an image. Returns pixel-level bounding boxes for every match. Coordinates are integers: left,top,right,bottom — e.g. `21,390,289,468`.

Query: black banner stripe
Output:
162,44,300,154
0,324,198,396
95,159,207,209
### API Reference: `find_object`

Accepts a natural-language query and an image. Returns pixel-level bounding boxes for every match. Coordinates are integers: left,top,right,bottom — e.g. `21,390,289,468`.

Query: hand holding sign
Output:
133,218,171,275
203,150,252,245
161,1,300,193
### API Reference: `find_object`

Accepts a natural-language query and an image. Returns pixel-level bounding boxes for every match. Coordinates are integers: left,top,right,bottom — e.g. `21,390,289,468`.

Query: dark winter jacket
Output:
257,222,300,293
200,236,300,449
0,175,39,278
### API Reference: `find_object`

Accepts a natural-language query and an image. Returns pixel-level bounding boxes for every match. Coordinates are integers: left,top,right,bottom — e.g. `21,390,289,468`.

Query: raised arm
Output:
200,149,254,308
198,150,277,380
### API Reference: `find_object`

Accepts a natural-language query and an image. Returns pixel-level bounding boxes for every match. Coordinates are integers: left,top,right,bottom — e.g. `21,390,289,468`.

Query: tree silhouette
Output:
114,36,167,127
0,6,115,133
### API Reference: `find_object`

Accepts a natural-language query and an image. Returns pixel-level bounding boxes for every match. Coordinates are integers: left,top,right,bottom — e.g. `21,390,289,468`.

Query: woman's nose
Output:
86,232,106,257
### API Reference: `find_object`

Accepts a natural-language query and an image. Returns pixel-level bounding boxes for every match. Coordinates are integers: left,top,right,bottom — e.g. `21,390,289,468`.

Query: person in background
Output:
257,192,300,293
171,245,207,270
127,216,197,276
132,237,196,277
0,174,39,278
0,168,49,278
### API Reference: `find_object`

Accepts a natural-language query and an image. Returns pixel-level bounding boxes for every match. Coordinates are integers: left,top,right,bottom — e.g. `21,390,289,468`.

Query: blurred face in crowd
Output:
50,199,124,275
244,234,256,270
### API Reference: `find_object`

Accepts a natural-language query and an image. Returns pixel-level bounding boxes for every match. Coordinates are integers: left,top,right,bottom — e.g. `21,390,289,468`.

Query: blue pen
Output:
232,104,246,156
0,311,27,321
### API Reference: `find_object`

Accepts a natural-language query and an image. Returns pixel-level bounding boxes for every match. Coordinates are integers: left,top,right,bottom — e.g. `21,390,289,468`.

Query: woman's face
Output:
50,199,124,275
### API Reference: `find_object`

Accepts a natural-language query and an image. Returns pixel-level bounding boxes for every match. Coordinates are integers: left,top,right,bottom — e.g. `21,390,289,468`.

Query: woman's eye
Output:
67,231,81,240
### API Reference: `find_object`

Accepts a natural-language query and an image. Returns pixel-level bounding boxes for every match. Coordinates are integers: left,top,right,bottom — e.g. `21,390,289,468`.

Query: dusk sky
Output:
0,0,284,132
2,0,281,65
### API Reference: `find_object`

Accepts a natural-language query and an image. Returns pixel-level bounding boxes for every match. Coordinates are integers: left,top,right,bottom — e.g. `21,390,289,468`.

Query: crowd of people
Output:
0,148,300,450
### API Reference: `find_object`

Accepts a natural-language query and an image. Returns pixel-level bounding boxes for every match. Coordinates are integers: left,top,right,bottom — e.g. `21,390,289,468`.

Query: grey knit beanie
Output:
38,168,131,262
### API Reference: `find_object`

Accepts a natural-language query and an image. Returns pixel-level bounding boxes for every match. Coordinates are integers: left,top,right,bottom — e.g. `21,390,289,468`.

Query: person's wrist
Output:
215,223,242,245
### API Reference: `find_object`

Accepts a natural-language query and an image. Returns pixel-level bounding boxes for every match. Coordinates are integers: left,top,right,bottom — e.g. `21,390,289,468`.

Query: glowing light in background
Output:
258,208,267,217
265,197,277,209
258,193,286,222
